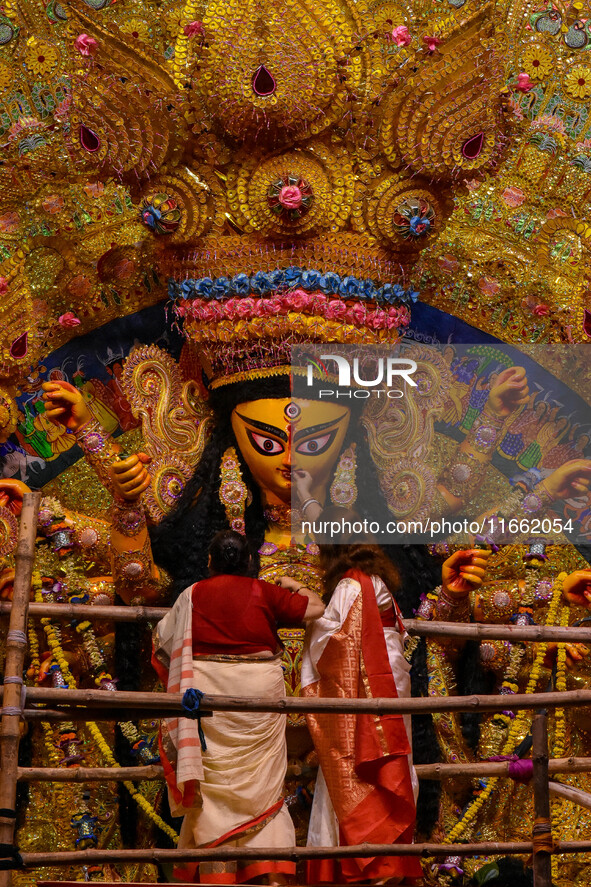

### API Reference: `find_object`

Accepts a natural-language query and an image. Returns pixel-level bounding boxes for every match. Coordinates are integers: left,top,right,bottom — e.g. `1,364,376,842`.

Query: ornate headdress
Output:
0,0,508,383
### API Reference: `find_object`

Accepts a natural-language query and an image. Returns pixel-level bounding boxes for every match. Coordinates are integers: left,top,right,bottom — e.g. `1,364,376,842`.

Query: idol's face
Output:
231,398,351,505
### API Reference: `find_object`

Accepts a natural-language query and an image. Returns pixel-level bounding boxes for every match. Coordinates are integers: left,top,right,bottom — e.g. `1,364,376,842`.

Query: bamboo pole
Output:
5,600,591,642
0,493,40,887
16,755,591,783
11,684,591,717
0,601,168,623
549,780,591,811
15,839,591,868
16,764,165,782
532,711,552,887
14,756,591,783
403,619,591,644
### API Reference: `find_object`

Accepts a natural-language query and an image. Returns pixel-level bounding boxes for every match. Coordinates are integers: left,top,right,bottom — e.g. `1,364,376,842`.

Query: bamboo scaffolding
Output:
8,683,591,717
5,600,591,642
13,839,591,869
18,756,591,783
532,711,552,887
0,493,40,887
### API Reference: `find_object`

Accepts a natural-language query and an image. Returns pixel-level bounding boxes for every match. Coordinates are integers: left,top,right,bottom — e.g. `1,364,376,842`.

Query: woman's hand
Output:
110,453,152,502
442,548,492,598
41,381,92,431
486,367,529,418
276,575,302,592
562,569,591,607
0,479,31,516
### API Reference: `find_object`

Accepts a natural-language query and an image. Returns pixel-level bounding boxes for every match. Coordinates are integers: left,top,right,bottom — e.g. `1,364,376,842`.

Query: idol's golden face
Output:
231,398,350,505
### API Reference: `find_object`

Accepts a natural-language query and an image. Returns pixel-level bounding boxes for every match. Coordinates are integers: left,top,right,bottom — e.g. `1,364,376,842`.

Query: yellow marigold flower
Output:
120,17,150,41
522,44,553,80
24,39,60,78
565,65,591,99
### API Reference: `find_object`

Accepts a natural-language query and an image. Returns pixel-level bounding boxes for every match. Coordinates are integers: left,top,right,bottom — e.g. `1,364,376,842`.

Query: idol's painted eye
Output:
247,430,285,456
295,430,336,456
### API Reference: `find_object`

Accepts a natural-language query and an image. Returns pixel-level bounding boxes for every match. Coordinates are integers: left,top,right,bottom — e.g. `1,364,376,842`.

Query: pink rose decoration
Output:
235,298,255,318
175,304,187,318
75,34,98,56
422,35,442,52
312,293,328,312
289,289,314,310
222,298,238,321
367,309,387,330
346,303,366,325
184,20,204,37
253,299,266,317
515,72,534,93
278,185,303,209
398,306,411,326
533,304,550,317
263,298,283,316
198,304,220,322
391,25,412,47
0,276,7,296
58,312,81,328
325,300,347,321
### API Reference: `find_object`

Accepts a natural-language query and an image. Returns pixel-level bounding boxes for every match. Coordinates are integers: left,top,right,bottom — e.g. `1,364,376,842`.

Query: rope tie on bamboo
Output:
181,688,208,751
532,817,556,855
2,675,26,713
0,843,23,870
6,630,27,648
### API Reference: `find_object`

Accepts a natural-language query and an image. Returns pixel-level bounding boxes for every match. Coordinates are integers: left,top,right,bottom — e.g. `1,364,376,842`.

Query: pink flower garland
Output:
176,289,410,330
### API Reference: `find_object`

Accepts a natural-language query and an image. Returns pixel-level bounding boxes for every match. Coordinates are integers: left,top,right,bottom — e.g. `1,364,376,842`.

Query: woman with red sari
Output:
152,530,324,884
302,543,489,885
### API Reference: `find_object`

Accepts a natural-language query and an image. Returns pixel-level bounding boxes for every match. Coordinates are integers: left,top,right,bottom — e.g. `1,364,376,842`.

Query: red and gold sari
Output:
302,569,421,883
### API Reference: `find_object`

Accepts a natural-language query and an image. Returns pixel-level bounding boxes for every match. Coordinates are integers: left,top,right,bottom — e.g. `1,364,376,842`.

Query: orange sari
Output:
302,570,421,883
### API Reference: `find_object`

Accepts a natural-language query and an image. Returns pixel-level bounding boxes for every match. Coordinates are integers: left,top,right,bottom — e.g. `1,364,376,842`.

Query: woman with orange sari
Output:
302,543,489,885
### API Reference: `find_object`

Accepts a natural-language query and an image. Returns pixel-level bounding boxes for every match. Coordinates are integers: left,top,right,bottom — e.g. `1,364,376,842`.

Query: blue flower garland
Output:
168,266,419,307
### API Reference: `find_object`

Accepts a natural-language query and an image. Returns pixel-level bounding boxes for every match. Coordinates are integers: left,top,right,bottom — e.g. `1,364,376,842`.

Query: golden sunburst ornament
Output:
564,65,591,100
23,38,59,78
522,44,553,80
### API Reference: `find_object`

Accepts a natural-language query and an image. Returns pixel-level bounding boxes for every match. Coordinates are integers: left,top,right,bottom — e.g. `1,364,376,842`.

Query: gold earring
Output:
219,447,249,534
330,443,357,508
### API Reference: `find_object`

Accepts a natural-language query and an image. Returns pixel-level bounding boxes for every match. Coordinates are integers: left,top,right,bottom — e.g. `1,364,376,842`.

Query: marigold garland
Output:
33,582,179,843
445,571,566,843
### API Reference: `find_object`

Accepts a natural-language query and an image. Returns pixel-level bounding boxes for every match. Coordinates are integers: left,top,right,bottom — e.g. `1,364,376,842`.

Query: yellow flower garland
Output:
445,572,566,843
33,583,179,844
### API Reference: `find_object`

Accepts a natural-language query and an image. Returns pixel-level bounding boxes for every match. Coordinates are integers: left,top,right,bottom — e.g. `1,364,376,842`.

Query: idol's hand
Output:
544,641,589,671
562,569,591,608
442,548,492,598
41,381,92,431
293,470,314,504
539,459,591,501
110,453,152,502
0,568,15,600
0,479,31,516
486,367,529,418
